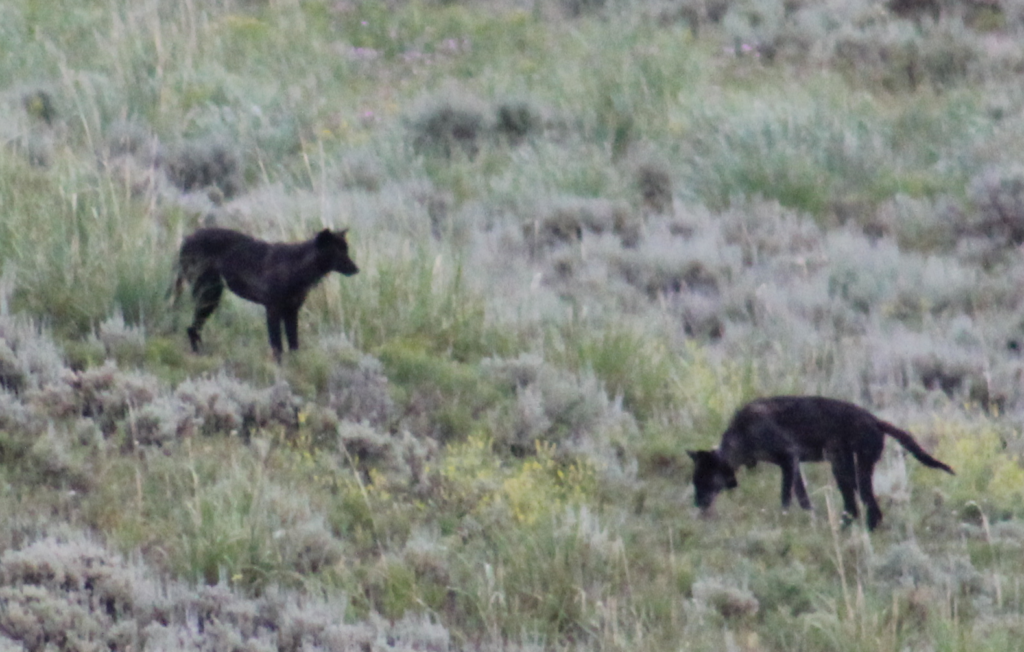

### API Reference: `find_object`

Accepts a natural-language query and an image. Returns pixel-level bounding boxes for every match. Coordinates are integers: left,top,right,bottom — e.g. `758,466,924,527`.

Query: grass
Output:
3,0,1024,650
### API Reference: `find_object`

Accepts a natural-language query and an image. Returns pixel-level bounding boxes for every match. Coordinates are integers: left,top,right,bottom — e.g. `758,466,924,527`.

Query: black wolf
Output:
687,396,954,530
173,227,359,361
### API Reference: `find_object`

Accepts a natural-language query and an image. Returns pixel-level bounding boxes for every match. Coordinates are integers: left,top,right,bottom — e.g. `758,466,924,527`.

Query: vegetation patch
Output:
3,0,1024,649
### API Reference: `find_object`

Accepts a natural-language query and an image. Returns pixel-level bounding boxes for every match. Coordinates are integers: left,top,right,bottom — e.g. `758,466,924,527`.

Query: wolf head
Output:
687,449,738,510
316,229,359,276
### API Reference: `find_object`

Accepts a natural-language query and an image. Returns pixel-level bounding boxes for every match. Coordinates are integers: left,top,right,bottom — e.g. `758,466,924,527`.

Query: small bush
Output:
965,165,1024,249
176,375,300,439
0,340,26,394
887,0,941,21
164,138,243,200
0,535,139,651
92,311,147,364
829,17,983,90
721,0,786,57
874,541,935,587
642,0,719,34
0,532,451,652
750,564,814,616
561,0,607,18
29,362,163,436
612,229,731,300
407,91,487,158
860,324,988,402
873,193,956,252
337,421,438,491
482,354,636,470
99,122,167,201
692,578,760,621
102,120,159,162
525,196,640,254
718,200,824,267
825,230,977,322
132,395,196,446
0,389,42,438
632,154,674,215
339,152,386,192
0,316,67,393
328,353,395,429
21,88,57,126
493,100,541,145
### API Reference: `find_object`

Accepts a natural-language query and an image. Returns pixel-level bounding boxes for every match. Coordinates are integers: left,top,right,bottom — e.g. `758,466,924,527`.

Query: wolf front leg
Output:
778,455,801,510
264,307,285,363
283,307,300,352
792,461,812,510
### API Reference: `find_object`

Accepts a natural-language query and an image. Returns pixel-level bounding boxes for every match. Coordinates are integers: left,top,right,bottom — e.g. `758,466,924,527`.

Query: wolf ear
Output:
687,450,702,462
315,229,334,247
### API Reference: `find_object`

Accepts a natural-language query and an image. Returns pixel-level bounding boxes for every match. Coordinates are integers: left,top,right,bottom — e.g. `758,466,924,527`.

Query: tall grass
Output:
0,149,174,335
332,242,512,361
4,0,1024,650
683,87,966,217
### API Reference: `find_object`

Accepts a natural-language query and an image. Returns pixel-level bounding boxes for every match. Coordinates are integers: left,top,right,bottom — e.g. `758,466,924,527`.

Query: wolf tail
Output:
879,420,955,475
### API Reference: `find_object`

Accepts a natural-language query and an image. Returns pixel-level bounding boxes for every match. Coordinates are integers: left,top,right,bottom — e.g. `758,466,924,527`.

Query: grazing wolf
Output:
687,396,954,530
173,227,359,362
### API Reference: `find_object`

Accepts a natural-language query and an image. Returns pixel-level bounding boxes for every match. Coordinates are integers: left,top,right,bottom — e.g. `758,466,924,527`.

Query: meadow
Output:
2,0,1024,649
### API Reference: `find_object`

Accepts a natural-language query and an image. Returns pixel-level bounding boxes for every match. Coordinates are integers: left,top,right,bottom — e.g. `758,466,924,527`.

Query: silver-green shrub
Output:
328,353,395,429
0,535,141,651
525,196,640,255
691,577,760,621
164,138,243,201
482,354,637,474
0,532,451,652
966,165,1024,249
132,395,196,446
407,88,488,158
337,421,438,491
0,315,66,393
176,375,300,438
93,311,147,362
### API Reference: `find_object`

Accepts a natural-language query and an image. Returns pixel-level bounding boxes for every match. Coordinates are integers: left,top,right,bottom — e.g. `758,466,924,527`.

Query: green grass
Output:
3,0,1024,649
0,149,176,336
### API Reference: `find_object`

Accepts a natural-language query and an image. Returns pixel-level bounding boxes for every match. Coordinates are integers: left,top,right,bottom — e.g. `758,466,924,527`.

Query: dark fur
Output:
687,396,954,530
173,227,358,361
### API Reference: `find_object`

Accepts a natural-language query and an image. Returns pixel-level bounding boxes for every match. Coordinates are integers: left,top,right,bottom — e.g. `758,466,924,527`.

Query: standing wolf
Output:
173,227,359,362
687,396,954,530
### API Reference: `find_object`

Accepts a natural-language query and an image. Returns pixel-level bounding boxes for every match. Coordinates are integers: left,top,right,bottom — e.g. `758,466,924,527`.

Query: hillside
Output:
2,0,1024,649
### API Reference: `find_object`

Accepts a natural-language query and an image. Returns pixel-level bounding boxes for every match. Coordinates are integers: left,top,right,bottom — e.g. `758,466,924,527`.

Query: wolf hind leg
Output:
856,454,883,530
188,268,224,352
830,452,861,527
